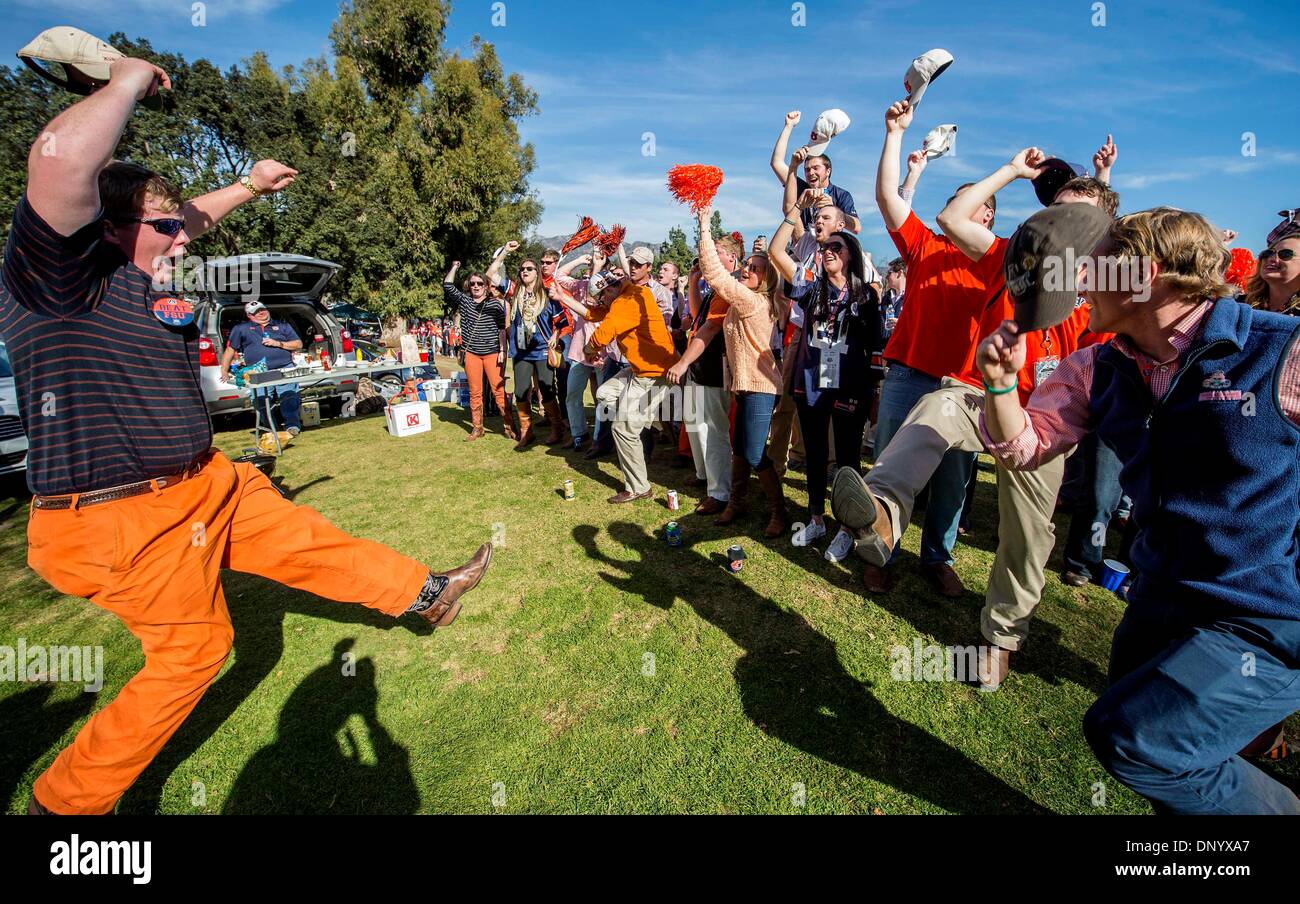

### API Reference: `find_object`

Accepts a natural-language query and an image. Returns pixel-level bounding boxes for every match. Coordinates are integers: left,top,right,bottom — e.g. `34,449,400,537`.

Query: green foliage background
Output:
0,0,542,322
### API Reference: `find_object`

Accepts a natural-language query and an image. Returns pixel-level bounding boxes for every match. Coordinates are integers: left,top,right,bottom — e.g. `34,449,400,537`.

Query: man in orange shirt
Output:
872,98,1008,598
835,166,1119,689
584,271,680,503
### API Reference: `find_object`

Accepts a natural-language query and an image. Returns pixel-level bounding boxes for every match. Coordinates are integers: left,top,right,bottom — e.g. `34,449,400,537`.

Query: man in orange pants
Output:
3,51,491,815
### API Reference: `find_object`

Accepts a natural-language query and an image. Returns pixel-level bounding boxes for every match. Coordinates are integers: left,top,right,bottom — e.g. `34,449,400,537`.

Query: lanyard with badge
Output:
809,283,850,390
1033,329,1059,387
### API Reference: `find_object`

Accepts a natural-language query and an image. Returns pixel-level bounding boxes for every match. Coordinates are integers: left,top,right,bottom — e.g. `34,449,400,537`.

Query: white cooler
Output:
422,378,454,403
386,400,432,437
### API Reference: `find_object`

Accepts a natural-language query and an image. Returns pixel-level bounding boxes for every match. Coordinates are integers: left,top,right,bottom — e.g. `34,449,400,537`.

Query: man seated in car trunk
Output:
220,299,304,444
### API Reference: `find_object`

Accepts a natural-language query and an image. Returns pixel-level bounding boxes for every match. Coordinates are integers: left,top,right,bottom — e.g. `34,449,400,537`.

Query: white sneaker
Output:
824,528,855,563
792,520,827,547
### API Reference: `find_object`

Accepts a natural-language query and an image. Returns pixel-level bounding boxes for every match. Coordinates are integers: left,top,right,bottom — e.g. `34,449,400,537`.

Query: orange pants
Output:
464,352,507,428
27,450,428,814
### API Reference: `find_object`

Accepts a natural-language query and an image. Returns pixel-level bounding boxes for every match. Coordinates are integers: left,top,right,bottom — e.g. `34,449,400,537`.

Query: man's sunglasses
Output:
115,216,186,237
1261,247,1297,263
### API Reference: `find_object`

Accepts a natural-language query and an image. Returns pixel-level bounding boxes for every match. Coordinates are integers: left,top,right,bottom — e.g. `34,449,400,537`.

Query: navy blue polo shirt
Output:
228,318,300,369
796,177,857,231
0,195,212,495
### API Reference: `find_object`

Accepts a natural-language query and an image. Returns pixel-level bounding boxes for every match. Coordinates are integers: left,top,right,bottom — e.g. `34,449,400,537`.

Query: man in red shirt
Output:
871,98,1007,598
836,163,1118,688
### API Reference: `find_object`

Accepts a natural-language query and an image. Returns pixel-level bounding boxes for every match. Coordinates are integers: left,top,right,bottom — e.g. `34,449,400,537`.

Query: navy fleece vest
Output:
1090,299,1300,617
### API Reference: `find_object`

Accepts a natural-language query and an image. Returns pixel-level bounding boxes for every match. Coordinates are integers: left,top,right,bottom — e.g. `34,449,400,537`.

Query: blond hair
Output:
1108,207,1231,300
98,161,182,221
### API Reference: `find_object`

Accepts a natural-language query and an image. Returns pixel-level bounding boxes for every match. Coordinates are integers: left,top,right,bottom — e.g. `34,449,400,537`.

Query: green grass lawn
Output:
2,359,1296,814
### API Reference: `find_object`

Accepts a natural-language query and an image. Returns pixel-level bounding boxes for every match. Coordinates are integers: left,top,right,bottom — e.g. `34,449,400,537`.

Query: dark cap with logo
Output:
1005,203,1112,330
1031,158,1086,207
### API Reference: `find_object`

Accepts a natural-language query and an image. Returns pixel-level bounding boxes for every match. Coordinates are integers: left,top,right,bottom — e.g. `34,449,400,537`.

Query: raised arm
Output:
444,260,461,285
875,99,915,234
899,150,928,206
486,240,519,285
768,162,808,283
556,253,591,278
770,111,801,184
183,159,297,240
27,57,170,235
936,147,1044,261
1092,134,1118,185
697,207,762,315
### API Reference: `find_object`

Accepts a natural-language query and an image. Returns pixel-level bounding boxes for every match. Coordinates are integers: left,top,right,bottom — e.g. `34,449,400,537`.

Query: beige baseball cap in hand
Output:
18,25,163,109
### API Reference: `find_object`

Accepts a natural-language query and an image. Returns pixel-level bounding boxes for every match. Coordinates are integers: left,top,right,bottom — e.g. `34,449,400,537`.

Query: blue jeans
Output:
874,365,974,565
1084,591,1300,814
732,391,778,469
1063,432,1125,580
255,383,301,431
566,361,596,441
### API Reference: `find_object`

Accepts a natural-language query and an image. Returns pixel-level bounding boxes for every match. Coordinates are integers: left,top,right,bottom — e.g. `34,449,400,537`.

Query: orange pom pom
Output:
1225,247,1257,291
667,164,724,213
561,216,600,255
595,224,626,257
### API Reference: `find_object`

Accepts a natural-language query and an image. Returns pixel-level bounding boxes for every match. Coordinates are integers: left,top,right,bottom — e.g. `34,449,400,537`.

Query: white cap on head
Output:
244,300,267,316
804,108,850,158
904,49,954,109
628,246,654,266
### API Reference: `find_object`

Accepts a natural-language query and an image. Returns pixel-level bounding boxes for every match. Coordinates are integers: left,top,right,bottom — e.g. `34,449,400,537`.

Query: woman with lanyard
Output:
1244,211,1300,315
668,205,789,538
487,241,567,449
770,199,882,561
442,261,513,442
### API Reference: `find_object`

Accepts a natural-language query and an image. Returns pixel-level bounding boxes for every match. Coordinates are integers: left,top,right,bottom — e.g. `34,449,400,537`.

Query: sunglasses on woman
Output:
1261,248,1297,262
115,216,186,237
519,266,536,273
468,280,486,287
822,242,848,255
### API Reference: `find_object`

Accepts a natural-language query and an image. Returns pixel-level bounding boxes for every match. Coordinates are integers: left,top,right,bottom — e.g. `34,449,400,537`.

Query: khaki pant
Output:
685,379,732,501
597,367,673,495
865,378,1065,651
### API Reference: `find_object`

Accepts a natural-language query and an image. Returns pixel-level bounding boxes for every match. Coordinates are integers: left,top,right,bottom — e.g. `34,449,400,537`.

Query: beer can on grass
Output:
563,479,575,501
727,544,746,573
666,522,682,547
667,489,680,511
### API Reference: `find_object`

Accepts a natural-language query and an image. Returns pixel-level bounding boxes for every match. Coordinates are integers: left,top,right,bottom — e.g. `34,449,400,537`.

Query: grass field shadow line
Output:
120,575,418,813
574,521,1050,814
0,683,96,812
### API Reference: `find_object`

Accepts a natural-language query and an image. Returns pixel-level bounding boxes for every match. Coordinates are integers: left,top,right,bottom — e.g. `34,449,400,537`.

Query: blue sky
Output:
6,0,1298,264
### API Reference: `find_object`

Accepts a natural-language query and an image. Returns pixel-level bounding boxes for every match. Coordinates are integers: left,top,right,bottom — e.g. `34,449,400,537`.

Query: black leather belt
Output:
32,459,206,511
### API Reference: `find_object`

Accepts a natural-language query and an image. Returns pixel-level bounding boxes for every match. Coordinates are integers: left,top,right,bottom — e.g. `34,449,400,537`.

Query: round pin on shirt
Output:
151,295,195,327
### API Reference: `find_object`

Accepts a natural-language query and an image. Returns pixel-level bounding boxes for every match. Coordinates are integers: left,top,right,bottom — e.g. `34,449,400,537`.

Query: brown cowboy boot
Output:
514,401,534,450
715,457,750,526
410,543,493,630
757,465,790,538
465,403,485,442
543,401,565,445
502,403,518,441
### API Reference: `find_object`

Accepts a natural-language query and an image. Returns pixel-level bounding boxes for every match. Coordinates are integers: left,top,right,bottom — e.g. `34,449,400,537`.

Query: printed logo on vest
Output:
1202,371,1231,389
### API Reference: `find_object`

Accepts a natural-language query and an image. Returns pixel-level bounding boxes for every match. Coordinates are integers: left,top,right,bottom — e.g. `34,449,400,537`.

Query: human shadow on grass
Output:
223,638,418,814
759,466,1109,696
119,576,426,814
574,521,1048,814
0,683,95,811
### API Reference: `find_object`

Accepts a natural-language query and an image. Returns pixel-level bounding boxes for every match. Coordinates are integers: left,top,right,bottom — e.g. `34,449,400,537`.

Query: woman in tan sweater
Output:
667,205,789,537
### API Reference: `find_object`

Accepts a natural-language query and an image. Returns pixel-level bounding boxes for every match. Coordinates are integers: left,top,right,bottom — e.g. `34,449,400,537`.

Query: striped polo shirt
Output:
0,196,212,495
443,282,505,355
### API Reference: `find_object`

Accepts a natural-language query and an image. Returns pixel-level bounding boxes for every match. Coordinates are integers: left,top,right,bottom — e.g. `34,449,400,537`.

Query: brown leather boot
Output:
757,465,790,538
715,457,750,526
543,401,565,445
514,401,534,450
412,543,493,629
502,406,518,441
465,405,485,441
